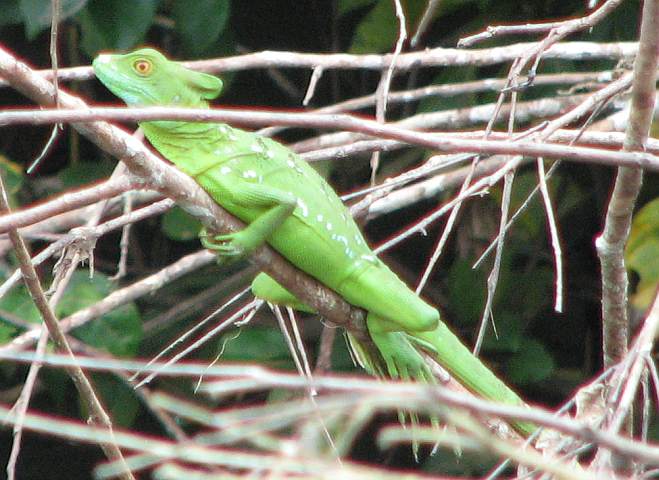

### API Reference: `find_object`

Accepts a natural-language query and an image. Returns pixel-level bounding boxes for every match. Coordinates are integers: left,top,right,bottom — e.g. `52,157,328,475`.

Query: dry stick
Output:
0,128,651,264
0,41,638,89
0,249,216,354
0,174,135,479
6,326,47,480
536,156,563,312
475,69,524,355
2,107,658,171
468,0,625,351
410,0,441,48
0,175,133,233
3,350,659,465
369,0,406,184
291,91,591,154
6,1,63,474
262,71,614,139
593,1,659,469
474,72,634,269
608,291,659,434
0,199,174,301
596,0,659,371
8,247,80,480
130,285,252,384
458,0,624,48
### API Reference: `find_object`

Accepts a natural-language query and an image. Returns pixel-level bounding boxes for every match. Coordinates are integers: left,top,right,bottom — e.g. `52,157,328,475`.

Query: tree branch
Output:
596,0,659,368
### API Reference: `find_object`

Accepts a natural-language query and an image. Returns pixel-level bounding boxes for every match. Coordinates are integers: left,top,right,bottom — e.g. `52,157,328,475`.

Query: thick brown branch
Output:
596,0,659,368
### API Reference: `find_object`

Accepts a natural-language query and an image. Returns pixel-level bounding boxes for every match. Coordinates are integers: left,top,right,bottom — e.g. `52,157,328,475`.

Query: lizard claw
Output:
199,228,253,262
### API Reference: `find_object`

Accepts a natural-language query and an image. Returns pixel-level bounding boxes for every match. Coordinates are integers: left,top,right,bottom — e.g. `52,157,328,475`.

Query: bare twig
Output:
458,0,624,48
0,41,638,89
1,107,658,171
3,351,659,465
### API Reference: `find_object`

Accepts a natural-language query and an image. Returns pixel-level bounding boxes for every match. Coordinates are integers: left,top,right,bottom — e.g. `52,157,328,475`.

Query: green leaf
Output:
447,259,486,326
337,0,376,16
19,0,88,39
218,326,293,368
481,312,523,353
417,66,479,114
172,0,230,56
77,0,158,57
0,155,25,208
58,159,115,190
161,206,202,242
348,0,426,54
0,0,22,28
506,339,554,385
0,270,141,355
88,375,140,426
0,323,16,344
0,283,42,324
626,197,659,309
66,272,142,357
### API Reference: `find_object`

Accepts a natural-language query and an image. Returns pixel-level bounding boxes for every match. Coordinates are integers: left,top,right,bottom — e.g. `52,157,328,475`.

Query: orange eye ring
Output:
133,59,152,76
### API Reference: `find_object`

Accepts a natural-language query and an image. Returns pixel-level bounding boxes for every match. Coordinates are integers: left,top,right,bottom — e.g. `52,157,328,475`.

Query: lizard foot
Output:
200,228,256,262
368,330,435,384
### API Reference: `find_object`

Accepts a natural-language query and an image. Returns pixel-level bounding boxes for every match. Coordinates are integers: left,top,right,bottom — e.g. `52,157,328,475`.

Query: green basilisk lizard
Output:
93,48,534,435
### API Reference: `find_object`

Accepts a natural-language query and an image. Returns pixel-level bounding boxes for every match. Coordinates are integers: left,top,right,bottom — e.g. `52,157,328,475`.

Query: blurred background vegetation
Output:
0,0,657,477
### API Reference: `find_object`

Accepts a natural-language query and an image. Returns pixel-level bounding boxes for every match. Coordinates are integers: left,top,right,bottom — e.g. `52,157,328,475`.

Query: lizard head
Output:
93,48,223,108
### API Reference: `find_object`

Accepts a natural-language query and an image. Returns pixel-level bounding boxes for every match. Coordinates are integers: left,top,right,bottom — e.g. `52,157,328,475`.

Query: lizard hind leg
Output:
251,272,315,313
366,313,435,384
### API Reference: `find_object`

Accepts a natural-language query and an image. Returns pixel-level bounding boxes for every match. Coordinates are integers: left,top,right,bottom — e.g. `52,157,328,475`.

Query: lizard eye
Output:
133,59,153,76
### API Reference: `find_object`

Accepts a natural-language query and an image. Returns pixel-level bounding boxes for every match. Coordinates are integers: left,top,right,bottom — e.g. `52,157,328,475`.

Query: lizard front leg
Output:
201,182,297,262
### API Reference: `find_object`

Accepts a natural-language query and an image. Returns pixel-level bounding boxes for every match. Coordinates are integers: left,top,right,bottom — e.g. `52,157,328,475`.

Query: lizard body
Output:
93,48,534,435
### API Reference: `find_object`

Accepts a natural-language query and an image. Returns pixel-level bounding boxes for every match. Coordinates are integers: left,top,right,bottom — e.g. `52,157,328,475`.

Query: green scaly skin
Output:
93,48,535,436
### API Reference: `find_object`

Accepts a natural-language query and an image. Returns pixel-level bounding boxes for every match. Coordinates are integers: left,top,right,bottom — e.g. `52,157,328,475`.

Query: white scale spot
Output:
228,132,238,141
243,170,257,178
220,166,231,175
316,214,323,222
287,159,296,168
251,143,264,153
213,149,223,155
172,95,180,103
354,235,363,245
296,199,309,217
326,222,332,231
267,150,275,159
218,125,229,134
337,235,348,246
